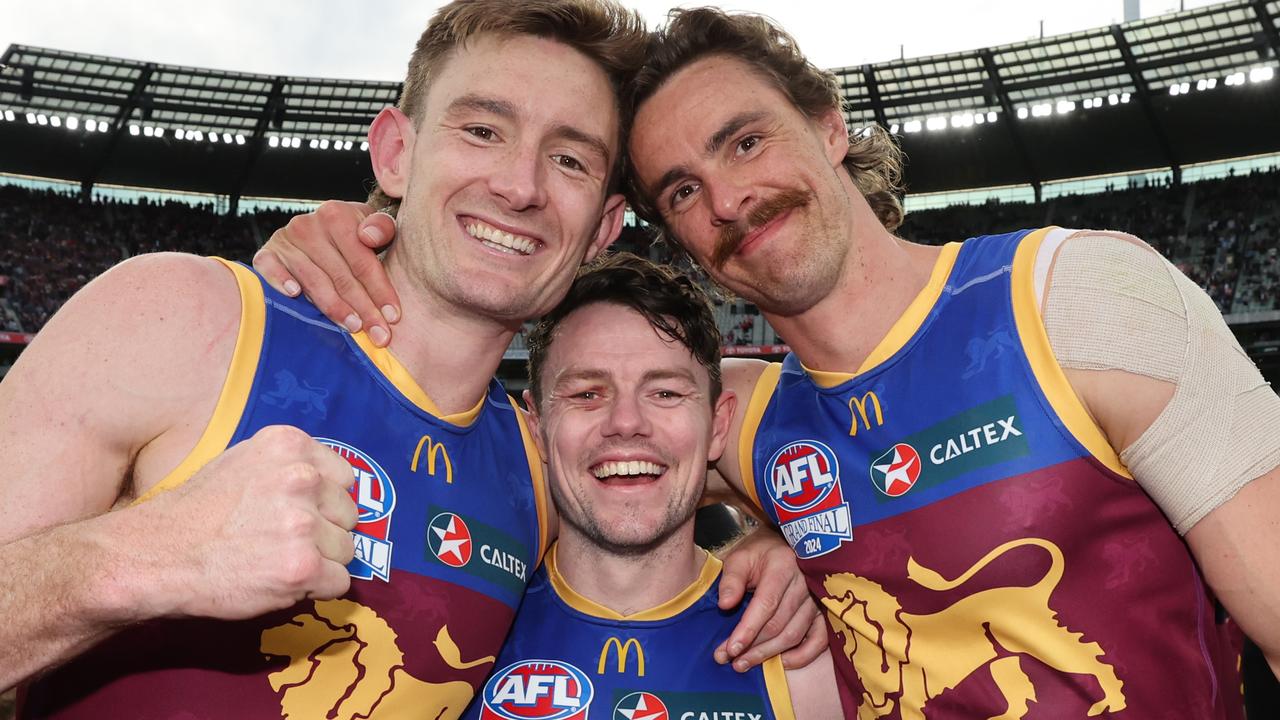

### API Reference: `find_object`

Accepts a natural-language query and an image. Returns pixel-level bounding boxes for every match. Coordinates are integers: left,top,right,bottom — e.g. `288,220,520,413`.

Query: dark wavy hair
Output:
626,7,905,244
527,252,723,409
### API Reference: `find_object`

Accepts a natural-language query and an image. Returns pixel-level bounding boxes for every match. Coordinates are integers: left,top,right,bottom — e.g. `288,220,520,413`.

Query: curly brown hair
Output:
368,0,649,215
526,252,723,410
626,7,905,249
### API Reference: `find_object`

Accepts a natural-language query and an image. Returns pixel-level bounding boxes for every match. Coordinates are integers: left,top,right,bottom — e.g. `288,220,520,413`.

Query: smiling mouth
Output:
464,219,538,255
590,459,667,487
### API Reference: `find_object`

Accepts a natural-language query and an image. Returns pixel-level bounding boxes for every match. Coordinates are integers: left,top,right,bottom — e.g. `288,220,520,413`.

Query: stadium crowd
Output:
2,167,1278,339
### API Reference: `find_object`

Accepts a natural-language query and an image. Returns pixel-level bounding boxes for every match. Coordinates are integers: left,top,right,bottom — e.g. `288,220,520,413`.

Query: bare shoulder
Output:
714,358,775,498
722,357,771,396
0,253,243,539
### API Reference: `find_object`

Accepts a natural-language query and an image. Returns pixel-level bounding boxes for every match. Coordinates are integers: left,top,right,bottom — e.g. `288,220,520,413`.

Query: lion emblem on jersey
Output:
260,599,496,720
822,538,1126,720
261,369,330,417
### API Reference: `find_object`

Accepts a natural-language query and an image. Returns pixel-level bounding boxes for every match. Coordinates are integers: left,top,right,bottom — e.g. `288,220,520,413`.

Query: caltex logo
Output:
427,512,473,568
870,443,922,497
480,660,593,720
613,692,669,720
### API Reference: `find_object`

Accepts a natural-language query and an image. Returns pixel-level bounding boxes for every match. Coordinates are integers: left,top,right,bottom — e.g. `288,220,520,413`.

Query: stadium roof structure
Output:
1,0,1278,207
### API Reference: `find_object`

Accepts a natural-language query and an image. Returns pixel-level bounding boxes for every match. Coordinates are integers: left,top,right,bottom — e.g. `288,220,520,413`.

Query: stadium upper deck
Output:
1,0,1277,209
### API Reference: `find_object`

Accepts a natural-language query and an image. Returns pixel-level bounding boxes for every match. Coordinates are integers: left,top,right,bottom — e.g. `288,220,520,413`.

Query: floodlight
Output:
129,124,140,135
1120,92,1131,103
193,130,204,141
175,128,186,140
1169,85,1180,96
37,114,49,125
235,134,245,145
972,112,985,124
360,141,369,151
269,136,279,147
903,120,922,133
3,110,13,122
98,121,109,133
1055,100,1075,114
50,115,62,127
319,139,330,149
1250,66,1274,83
1016,107,1029,119
66,116,79,130
143,126,154,137
154,127,165,138
986,111,996,123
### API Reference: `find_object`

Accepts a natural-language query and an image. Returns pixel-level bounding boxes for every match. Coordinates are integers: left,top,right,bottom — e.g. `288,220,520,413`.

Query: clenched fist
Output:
135,425,358,620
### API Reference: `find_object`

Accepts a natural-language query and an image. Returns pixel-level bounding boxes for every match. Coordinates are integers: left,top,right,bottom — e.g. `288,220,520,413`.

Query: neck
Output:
765,184,943,374
552,523,705,617
382,254,518,415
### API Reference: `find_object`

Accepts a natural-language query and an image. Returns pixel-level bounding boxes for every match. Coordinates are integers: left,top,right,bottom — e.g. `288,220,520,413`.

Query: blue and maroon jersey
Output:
740,229,1243,719
462,545,794,720
21,260,549,720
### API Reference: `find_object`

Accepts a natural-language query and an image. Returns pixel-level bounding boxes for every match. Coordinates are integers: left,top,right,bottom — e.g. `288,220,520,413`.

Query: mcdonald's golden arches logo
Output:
849,391,885,436
597,637,645,676
411,435,454,484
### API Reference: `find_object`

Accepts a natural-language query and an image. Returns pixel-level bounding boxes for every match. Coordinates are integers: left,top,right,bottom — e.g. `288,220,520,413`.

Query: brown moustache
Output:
710,188,813,269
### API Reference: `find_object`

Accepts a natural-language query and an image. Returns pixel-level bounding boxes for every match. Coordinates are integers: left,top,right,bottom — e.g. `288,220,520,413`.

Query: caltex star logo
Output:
870,443,922,497
613,692,668,720
427,512,472,567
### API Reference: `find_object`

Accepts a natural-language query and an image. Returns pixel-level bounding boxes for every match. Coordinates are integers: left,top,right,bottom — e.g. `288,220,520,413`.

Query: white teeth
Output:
465,221,536,255
591,460,665,479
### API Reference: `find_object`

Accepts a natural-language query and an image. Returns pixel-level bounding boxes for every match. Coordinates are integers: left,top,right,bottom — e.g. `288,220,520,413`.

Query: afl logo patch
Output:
613,692,669,720
870,443,922,497
766,439,852,559
317,438,396,582
767,440,840,513
481,660,593,720
427,512,473,568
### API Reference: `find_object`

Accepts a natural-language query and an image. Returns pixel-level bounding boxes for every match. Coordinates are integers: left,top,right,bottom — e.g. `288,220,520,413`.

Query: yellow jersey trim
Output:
546,543,722,621
1010,228,1131,477
514,402,551,562
350,331,483,426
135,259,264,504
806,241,963,388
737,363,782,512
762,654,797,720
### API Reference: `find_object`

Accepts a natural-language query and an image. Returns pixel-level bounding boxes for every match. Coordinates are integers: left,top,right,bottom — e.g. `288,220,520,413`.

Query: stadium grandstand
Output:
1,0,1279,712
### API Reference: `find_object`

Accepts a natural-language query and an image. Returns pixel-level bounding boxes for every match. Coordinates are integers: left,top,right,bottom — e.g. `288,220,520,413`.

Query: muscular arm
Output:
1045,231,1280,676
784,648,843,720
0,254,238,685
0,255,356,688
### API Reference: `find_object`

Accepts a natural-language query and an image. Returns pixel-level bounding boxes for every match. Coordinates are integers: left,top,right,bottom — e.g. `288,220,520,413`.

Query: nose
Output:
706,173,755,226
489,141,547,211
601,391,652,439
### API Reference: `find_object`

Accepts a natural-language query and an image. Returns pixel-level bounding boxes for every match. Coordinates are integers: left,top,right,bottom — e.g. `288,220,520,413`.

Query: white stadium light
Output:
193,130,204,141
308,138,319,149
319,138,330,149
1225,72,1245,86
37,113,49,125
99,121,109,133
129,124,140,135
1083,98,1095,108
3,110,13,122
222,133,232,144
235,134,245,145
26,112,36,124
1205,77,1217,89
889,123,899,134
1056,100,1076,114
154,127,165,138
1016,107,1029,119
903,119,922,133
360,141,369,152
175,128,185,140
143,126,154,137
972,112,985,124
986,111,997,123
50,115,62,127
66,115,79,130
1108,93,1119,105
925,116,947,131
1169,84,1180,96
86,119,97,131
1250,66,1275,83
268,136,279,147
1120,92,1131,103
1032,103,1052,117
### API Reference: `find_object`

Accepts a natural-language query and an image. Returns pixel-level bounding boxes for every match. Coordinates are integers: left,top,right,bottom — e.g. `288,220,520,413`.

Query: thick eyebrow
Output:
650,110,770,202
551,367,700,389
446,93,516,120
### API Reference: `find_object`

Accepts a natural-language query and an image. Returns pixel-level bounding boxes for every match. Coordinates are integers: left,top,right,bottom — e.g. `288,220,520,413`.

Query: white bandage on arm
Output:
1041,231,1280,534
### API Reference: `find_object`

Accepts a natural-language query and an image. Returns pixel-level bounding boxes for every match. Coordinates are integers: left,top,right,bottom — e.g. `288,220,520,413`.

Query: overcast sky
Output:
2,0,1220,80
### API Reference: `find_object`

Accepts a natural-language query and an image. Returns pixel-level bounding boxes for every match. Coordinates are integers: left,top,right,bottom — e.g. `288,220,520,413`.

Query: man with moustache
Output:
463,252,841,720
1,3,693,718
257,6,1280,719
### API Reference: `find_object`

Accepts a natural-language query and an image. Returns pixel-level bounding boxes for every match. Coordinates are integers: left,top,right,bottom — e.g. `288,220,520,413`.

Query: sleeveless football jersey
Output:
463,544,794,720
21,260,549,720
740,229,1243,719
